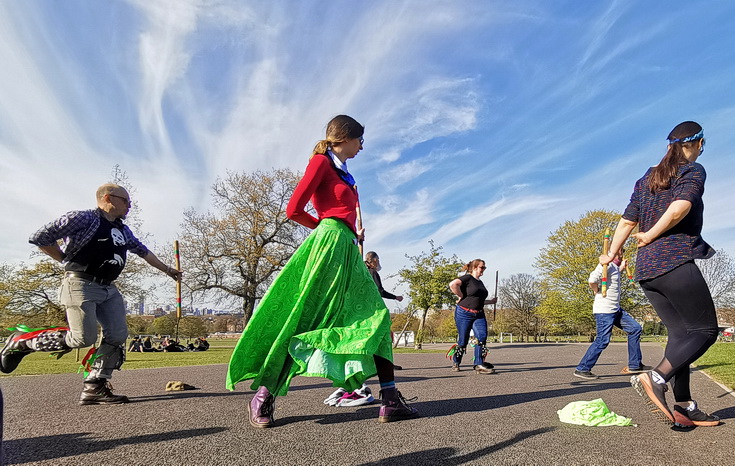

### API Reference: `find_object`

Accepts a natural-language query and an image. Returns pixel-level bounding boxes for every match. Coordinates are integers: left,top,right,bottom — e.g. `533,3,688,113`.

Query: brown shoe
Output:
451,364,460,372
79,380,129,405
630,372,674,425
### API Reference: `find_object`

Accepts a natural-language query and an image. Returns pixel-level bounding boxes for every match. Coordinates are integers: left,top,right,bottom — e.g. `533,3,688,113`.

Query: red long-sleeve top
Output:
286,154,358,234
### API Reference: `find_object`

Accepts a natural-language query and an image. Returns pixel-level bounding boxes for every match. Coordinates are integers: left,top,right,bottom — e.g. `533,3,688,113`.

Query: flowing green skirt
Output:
225,218,393,396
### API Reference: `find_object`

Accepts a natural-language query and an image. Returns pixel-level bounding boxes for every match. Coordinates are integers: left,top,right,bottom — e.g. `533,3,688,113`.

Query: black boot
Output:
79,379,130,405
0,327,69,374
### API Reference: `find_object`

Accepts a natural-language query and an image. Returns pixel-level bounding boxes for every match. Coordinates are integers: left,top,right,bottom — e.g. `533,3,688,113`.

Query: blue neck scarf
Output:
328,150,356,188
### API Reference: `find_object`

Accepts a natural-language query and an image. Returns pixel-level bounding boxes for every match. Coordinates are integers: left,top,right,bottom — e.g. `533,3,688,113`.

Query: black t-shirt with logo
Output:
457,274,488,311
65,218,128,281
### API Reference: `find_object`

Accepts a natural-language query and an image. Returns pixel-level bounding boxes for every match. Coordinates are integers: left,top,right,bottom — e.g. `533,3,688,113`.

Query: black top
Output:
369,268,397,300
457,274,488,311
65,217,128,281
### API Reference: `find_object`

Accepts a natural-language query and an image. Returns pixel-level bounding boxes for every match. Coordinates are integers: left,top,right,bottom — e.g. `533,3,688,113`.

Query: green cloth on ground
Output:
557,398,634,426
226,218,393,396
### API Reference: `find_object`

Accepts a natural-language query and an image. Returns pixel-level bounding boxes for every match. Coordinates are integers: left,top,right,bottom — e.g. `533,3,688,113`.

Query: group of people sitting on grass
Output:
127,336,210,353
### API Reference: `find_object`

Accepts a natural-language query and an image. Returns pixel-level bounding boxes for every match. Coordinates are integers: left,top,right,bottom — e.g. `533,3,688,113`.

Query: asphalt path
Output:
1,342,734,466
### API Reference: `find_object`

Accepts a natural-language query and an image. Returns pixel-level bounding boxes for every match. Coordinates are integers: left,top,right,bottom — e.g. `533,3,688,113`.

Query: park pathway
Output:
1,342,734,465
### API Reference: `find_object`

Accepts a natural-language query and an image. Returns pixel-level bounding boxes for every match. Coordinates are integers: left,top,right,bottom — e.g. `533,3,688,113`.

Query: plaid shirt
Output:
29,208,149,263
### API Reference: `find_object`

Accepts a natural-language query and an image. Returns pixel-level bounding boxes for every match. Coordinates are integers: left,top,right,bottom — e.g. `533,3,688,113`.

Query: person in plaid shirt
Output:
1,183,182,405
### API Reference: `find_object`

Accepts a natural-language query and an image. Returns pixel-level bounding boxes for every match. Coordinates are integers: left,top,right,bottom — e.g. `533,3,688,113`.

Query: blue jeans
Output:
453,305,488,366
576,309,643,372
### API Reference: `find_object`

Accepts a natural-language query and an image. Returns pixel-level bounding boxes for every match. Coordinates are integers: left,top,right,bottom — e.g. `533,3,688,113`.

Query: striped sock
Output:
379,381,396,391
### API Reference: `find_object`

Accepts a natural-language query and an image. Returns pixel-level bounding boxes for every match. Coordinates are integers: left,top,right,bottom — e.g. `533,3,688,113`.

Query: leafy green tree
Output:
397,241,462,349
180,169,309,324
126,315,150,335
151,314,177,336
178,316,208,339
535,210,647,333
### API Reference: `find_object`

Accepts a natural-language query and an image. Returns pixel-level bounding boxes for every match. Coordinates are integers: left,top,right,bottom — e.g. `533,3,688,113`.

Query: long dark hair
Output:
647,121,703,193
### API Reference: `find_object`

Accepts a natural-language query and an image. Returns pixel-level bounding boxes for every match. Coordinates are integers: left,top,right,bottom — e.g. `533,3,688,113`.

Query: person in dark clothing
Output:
603,121,720,428
448,259,498,374
365,251,404,303
323,251,405,407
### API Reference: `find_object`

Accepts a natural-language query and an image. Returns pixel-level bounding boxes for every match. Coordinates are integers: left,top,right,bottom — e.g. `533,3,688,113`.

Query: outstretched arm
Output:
143,252,182,281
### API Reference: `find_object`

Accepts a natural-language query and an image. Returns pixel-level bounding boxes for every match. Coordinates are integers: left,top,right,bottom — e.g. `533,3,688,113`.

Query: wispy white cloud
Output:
425,195,563,246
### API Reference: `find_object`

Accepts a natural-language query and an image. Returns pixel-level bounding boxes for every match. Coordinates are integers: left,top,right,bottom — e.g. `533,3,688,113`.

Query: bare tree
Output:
180,169,309,323
499,273,542,342
109,165,162,305
696,249,735,309
0,261,66,331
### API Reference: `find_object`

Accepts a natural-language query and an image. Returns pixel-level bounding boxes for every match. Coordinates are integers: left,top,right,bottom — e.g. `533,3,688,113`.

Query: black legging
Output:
640,261,718,402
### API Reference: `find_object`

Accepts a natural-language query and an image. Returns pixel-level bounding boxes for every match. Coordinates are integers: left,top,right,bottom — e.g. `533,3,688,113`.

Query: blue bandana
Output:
668,129,704,143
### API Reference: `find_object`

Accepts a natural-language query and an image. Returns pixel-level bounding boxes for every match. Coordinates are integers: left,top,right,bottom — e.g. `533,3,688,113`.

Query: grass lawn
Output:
694,342,735,390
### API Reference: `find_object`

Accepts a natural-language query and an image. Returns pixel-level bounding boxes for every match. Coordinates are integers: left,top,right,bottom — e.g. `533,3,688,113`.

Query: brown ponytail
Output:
462,259,484,273
311,115,364,156
648,121,703,193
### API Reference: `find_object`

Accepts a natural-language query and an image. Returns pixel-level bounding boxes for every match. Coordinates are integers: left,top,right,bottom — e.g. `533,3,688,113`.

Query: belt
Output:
65,271,114,286
458,305,482,313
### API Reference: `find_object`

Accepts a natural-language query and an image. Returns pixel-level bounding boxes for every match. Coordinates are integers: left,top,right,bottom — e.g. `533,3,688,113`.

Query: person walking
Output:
602,121,720,428
323,251,404,407
448,259,498,374
0,183,182,404
574,250,650,380
226,115,418,427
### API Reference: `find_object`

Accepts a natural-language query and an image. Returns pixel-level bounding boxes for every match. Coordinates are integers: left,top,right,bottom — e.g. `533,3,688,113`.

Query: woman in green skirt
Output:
226,115,418,428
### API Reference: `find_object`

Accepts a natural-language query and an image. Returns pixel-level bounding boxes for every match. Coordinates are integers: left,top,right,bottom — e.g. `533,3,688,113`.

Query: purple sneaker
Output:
378,388,418,423
248,386,275,428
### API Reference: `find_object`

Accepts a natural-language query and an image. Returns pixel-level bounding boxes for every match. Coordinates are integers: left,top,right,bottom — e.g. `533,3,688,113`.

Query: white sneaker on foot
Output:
336,385,375,407
323,388,347,406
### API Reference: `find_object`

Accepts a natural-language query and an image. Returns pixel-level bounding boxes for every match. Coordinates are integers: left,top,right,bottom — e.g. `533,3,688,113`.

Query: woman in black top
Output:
448,259,498,374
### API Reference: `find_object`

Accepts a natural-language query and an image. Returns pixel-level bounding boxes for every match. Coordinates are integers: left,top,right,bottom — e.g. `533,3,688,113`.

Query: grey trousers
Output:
59,276,128,380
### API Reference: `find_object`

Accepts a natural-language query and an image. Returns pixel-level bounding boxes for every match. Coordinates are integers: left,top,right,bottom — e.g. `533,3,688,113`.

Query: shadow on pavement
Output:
357,427,556,465
3,427,228,465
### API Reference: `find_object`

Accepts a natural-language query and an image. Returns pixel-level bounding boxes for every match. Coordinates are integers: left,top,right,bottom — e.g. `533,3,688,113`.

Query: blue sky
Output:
2,1,734,309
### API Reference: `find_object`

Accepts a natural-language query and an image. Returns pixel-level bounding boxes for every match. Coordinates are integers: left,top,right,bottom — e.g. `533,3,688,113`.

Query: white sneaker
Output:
323,388,347,406
336,385,375,407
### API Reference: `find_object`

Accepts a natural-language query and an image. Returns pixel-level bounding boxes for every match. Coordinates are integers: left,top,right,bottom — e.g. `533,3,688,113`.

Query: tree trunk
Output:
394,309,417,349
242,296,256,325
414,308,429,350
